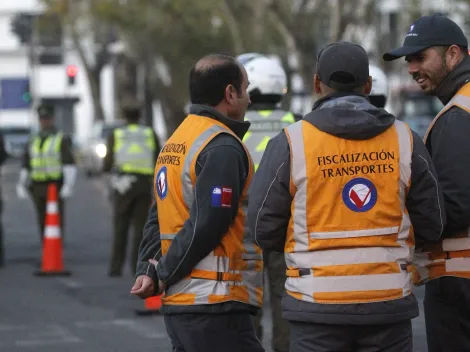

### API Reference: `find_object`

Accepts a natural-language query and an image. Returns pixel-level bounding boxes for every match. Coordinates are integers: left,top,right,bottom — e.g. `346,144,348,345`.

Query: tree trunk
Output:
69,26,105,121
89,68,105,121
143,58,154,127
161,98,186,135
221,0,245,54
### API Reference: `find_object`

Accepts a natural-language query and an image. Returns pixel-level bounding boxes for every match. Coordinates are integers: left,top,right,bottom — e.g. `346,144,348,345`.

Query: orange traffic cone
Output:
34,183,71,276
135,295,162,316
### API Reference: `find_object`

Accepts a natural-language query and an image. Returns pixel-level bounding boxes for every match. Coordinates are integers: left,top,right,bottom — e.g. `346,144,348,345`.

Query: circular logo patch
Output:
342,177,377,212
156,166,168,200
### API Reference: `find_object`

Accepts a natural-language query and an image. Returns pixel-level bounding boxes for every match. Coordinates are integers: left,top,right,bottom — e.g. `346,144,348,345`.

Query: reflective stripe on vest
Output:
113,125,156,175
284,119,413,304
415,82,470,284
29,133,63,181
155,114,263,307
243,110,295,171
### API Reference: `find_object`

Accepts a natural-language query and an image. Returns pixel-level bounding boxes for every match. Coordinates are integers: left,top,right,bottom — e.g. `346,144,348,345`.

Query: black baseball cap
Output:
37,104,55,118
383,15,468,61
317,41,369,91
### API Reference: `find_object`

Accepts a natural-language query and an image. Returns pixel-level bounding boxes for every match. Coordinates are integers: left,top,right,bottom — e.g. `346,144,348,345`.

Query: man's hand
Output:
130,275,156,298
59,184,73,199
149,259,166,295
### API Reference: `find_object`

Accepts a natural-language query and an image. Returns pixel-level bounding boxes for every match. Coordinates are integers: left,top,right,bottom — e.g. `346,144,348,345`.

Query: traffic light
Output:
66,65,78,86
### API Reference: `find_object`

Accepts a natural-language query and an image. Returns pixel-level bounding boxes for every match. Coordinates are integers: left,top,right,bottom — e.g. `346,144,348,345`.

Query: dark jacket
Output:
136,104,257,315
426,56,470,238
0,135,7,166
247,94,445,325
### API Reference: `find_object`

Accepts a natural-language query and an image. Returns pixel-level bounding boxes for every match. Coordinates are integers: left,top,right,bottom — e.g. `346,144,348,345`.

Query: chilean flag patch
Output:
211,186,232,208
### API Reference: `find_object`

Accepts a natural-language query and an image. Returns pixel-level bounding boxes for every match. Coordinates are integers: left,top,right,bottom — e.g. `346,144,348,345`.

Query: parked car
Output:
81,121,124,177
392,86,443,138
0,126,31,159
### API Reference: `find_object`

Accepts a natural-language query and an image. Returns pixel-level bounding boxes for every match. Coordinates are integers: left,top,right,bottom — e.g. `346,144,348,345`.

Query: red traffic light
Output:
66,65,78,77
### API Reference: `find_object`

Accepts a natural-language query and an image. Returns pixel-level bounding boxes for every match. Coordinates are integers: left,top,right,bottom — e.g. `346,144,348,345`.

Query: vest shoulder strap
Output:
424,82,470,143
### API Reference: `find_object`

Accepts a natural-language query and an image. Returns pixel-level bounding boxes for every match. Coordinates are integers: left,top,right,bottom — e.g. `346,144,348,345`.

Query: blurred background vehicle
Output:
0,125,31,159
81,120,124,177
389,85,443,138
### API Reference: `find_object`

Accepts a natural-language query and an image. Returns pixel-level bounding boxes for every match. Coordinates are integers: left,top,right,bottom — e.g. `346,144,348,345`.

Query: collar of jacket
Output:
435,56,470,105
189,104,250,140
312,92,372,111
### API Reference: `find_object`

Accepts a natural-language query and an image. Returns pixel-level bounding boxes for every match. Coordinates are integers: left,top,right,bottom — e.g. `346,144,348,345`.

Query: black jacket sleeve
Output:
135,194,162,283
22,137,31,170
61,135,75,165
156,133,249,287
247,131,292,253
0,135,7,165
102,133,114,173
427,107,470,237
406,130,445,248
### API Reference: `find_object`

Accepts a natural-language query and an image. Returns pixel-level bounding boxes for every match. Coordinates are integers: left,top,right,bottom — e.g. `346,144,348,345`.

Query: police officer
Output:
384,14,470,352
103,100,159,277
16,103,76,241
237,52,292,352
131,54,264,352
248,41,445,352
368,63,389,108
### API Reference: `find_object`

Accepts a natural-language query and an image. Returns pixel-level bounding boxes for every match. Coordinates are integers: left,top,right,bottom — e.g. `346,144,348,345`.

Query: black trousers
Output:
164,313,265,352
424,277,470,352
289,319,412,352
109,181,151,275
253,251,289,352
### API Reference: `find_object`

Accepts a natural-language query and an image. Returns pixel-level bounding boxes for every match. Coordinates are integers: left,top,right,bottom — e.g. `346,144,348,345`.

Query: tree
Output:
100,0,285,133
44,0,380,133
41,0,118,122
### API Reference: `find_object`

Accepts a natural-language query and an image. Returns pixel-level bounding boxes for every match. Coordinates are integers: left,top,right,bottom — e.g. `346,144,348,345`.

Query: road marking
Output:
75,319,167,339
57,278,84,289
16,337,81,347
0,324,81,348
0,325,29,331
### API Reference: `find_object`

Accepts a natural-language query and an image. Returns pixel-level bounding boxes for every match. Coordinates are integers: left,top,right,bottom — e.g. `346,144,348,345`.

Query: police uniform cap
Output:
37,104,55,118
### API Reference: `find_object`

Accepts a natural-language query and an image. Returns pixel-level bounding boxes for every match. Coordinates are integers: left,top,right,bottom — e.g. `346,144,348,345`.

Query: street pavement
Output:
0,160,428,351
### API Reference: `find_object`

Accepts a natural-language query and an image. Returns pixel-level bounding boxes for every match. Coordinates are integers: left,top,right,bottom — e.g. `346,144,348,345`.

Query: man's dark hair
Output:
189,54,243,106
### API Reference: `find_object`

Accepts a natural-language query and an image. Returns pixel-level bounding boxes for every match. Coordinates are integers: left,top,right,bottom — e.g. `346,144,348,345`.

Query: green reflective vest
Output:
29,133,63,181
243,110,295,171
113,124,156,175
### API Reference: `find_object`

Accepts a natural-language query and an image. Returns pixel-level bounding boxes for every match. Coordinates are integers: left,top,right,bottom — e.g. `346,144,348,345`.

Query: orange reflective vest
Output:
154,114,263,307
283,119,414,304
414,82,470,285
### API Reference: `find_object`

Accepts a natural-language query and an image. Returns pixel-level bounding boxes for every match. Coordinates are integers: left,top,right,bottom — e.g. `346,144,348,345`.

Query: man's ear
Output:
224,84,236,105
313,74,322,94
446,44,464,70
364,76,372,95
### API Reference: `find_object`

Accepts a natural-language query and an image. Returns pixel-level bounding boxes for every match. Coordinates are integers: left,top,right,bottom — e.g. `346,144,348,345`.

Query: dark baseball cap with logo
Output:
383,14,468,61
317,41,370,91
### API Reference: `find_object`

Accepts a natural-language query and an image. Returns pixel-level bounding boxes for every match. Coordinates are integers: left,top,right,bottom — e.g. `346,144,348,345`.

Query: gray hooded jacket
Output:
247,94,445,325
